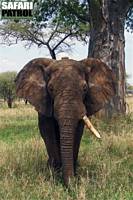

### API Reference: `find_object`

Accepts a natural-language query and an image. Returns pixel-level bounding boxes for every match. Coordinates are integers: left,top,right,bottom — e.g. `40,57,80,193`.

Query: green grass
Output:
0,102,38,142
0,101,133,200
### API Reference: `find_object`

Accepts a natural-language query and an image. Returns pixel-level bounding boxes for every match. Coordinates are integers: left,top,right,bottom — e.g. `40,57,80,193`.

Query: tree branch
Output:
47,23,59,43
53,32,72,51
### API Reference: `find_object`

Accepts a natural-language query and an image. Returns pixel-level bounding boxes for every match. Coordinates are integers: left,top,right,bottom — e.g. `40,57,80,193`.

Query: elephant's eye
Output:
83,83,88,94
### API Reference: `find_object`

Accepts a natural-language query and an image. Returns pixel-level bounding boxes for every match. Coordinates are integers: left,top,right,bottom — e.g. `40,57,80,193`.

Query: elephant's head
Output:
15,57,115,184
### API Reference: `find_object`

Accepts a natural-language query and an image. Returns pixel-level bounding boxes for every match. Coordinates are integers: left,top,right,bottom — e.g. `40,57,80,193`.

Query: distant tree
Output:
125,74,133,90
0,72,17,108
126,83,133,90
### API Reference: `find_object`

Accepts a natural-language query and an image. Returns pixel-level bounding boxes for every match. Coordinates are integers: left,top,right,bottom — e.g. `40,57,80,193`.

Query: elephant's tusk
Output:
83,115,101,139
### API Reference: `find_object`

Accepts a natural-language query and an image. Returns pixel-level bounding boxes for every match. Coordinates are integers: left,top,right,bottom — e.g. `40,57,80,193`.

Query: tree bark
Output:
88,0,131,117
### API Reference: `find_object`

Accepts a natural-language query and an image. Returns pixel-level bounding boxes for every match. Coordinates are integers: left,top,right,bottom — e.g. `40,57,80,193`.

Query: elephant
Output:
15,57,115,185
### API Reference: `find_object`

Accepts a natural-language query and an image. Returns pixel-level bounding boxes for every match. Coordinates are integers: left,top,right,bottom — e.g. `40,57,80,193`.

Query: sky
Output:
0,31,133,85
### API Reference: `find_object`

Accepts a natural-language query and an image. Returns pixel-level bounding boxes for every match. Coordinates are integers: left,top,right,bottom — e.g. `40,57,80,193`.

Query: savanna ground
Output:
0,97,133,200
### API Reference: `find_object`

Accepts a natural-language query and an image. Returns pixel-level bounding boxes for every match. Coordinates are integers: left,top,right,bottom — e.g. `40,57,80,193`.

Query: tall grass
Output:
0,101,133,199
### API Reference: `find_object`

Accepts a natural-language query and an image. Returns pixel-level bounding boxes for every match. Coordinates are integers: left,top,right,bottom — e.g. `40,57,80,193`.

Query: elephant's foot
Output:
47,158,62,173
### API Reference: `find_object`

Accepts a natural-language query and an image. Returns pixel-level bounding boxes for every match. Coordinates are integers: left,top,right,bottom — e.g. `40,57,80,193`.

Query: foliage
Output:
33,0,133,33
0,71,17,108
0,101,133,199
125,74,133,91
34,0,89,33
126,6,133,32
126,83,133,90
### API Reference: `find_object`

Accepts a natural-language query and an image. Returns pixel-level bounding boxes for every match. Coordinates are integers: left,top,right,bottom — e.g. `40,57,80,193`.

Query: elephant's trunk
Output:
59,117,76,185
54,91,86,185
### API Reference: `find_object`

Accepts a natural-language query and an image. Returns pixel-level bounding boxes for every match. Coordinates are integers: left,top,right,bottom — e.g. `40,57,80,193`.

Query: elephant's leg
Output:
73,120,84,175
38,114,61,172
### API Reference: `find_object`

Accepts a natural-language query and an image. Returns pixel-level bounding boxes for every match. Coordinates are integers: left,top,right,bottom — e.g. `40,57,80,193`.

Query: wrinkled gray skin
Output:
15,58,115,186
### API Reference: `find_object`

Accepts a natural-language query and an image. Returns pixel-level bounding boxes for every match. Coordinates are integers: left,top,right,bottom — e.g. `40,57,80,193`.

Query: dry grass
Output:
0,100,133,199
126,96,133,113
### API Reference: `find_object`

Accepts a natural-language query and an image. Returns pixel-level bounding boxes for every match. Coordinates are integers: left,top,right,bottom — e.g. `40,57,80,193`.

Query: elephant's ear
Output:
15,58,54,116
81,58,116,116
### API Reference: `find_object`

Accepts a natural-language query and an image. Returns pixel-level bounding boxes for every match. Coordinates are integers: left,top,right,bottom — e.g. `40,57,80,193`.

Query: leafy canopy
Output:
33,0,133,32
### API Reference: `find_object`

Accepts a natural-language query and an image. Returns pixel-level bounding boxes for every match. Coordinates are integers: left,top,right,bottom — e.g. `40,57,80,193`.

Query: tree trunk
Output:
88,0,131,117
7,97,13,108
50,49,56,60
